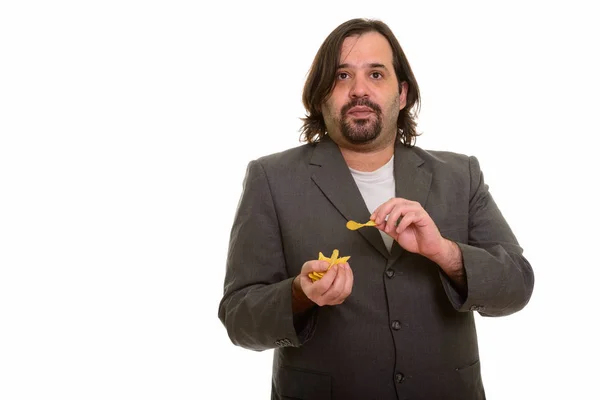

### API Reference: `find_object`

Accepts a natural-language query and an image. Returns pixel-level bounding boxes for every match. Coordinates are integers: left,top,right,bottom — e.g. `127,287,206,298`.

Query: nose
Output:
349,75,369,98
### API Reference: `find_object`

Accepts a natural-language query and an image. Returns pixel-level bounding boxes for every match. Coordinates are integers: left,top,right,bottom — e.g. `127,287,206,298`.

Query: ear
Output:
399,81,409,110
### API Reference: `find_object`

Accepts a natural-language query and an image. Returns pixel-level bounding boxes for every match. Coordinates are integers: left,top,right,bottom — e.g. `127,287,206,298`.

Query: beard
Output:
339,99,384,144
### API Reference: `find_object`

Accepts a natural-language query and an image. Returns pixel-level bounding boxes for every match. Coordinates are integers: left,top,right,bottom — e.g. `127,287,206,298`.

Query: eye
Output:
337,72,350,80
371,71,383,79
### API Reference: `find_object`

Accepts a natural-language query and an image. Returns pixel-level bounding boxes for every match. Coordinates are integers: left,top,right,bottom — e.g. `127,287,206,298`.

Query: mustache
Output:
341,98,382,116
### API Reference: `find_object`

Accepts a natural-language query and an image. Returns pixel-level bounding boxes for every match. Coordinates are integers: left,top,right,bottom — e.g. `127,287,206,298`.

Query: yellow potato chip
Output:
346,219,377,230
328,249,339,268
309,249,351,282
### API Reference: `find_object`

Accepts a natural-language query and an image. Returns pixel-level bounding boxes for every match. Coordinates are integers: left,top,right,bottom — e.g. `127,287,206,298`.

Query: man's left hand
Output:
371,198,445,260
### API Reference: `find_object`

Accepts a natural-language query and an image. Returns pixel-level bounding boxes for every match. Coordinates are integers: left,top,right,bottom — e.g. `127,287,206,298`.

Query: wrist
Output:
433,239,467,296
431,239,462,272
292,276,315,314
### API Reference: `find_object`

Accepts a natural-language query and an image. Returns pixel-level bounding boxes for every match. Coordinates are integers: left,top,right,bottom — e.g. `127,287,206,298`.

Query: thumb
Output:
301,259,330,275
315,260,330,272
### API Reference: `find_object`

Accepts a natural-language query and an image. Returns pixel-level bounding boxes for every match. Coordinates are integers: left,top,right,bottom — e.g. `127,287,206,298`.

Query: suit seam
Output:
467,156,477,231
255,160,286,268
255,160,282,227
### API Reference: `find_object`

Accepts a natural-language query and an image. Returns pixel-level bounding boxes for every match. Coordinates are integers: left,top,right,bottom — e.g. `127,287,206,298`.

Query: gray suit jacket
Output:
218,137,534,400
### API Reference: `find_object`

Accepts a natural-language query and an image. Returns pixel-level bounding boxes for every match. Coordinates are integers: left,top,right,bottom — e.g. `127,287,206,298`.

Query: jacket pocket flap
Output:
275,366,331,399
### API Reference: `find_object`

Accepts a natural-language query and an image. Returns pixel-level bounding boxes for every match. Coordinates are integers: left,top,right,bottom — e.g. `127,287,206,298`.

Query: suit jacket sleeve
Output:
439,156,535,316
218,160,309,351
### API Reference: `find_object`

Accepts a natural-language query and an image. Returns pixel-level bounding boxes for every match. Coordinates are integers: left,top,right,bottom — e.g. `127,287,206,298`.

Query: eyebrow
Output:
337,63,389,70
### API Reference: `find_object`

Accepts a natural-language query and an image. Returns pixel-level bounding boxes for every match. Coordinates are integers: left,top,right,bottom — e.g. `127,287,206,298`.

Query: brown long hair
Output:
300,18,421,147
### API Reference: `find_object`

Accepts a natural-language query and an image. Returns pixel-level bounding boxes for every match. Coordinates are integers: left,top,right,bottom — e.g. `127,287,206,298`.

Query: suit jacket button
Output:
275,338,291,347
395,373,405,383
391,320,401,330
385,269,395,278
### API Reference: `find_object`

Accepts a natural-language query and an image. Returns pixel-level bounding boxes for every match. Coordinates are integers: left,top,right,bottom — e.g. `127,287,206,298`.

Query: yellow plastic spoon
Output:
346,219,377,230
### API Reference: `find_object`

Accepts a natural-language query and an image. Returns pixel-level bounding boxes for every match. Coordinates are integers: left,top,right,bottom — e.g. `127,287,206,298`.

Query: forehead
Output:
339,31,394,66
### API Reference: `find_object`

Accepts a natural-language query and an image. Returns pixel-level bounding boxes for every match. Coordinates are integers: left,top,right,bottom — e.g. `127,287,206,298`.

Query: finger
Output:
341,263,353,300
375,222,387,232
299,273,314,286
372,198,415,225
323,264,347,302
314,263,339,295
332,264,353,304
371,199,395,225
302,260,329,275
396,208,431,232
387,200,426,231
395,211,418,234
301,260,333,299
316,260,331,272
385,205,406,233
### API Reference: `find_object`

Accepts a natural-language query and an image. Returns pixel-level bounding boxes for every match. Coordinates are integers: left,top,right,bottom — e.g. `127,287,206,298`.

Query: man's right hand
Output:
293,259,354,309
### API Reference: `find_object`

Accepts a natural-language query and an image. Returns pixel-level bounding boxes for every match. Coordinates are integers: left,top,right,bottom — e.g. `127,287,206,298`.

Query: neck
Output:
340,143,394,172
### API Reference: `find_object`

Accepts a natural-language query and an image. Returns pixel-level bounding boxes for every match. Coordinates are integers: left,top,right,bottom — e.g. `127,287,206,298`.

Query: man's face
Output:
322,31,407,150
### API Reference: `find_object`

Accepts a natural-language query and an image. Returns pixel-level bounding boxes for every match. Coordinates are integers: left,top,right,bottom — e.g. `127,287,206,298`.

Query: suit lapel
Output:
389,145,432,261
310,137,389,258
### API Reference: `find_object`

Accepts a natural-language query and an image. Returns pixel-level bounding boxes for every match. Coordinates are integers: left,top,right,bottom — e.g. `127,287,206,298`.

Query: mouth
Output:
347,106,375,118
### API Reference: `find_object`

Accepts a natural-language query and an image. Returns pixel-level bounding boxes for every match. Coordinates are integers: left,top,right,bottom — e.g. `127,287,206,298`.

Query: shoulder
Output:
407,146,481,174
412,146,469,165
241,143,317,185
254,143,315,169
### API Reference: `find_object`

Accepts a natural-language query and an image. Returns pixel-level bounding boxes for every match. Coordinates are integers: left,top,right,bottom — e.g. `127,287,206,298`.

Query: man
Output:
218,18,534,400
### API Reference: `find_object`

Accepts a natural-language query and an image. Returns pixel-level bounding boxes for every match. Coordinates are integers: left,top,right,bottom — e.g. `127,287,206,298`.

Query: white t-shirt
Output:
349,156,395,253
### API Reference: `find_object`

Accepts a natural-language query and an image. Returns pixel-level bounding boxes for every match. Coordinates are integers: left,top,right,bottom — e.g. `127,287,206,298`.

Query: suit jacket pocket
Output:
274,366,331,400
456,359,485,400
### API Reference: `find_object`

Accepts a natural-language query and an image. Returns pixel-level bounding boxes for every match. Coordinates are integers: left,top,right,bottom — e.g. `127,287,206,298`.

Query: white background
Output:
1,1,599,399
